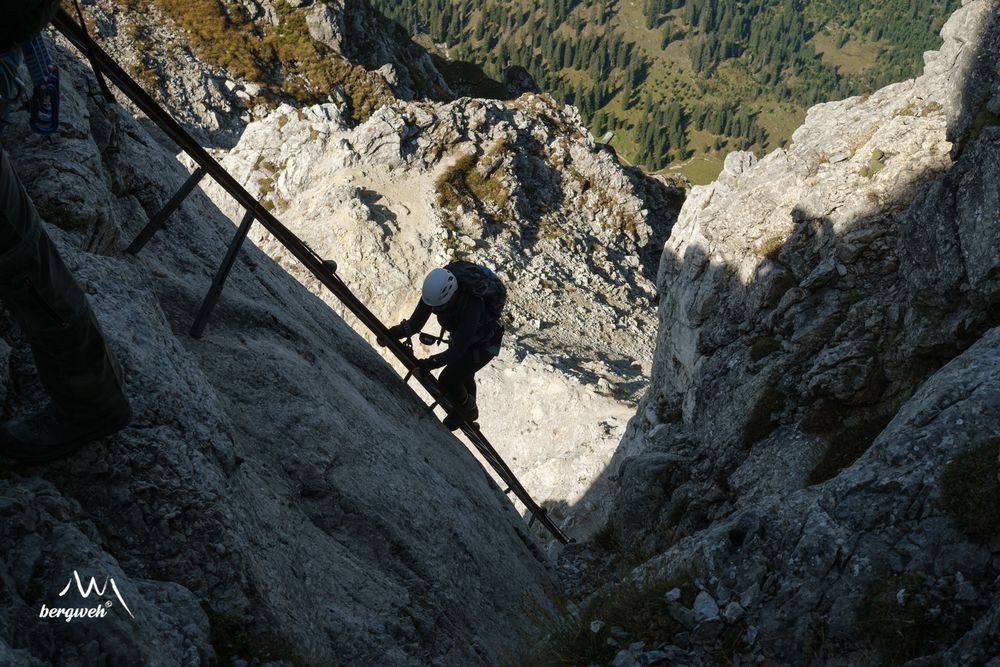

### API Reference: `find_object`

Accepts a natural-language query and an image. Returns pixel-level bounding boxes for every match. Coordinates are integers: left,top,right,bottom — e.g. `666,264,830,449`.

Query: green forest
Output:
368,0,956,182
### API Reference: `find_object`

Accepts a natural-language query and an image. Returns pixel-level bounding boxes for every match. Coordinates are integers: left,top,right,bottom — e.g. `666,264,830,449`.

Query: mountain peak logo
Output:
38,571,135,622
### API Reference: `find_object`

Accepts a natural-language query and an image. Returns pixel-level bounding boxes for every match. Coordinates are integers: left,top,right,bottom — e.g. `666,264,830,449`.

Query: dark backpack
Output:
446,261,506,323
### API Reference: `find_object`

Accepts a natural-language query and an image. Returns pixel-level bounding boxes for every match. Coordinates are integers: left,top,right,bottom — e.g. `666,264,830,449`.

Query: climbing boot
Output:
463,394,480,422
0,400,132,464
442,394,478,431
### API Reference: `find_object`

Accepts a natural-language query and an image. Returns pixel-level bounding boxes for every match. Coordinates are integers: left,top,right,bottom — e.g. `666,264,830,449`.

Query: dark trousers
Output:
0,146,126,420
437,346,496,406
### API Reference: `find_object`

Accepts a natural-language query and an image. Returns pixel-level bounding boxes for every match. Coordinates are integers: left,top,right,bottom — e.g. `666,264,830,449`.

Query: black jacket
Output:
401,290,502,369
0,0,60,52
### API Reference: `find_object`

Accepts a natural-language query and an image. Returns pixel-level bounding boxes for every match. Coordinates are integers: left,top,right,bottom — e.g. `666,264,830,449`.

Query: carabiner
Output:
28,64,59,134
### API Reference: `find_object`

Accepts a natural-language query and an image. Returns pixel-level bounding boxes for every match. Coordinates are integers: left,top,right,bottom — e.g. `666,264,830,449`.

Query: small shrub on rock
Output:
749,336,781,362
860,149,886,178
526,574,698,666
806,409,895,485
206,609,306,667
858,572,975,666
858,573,937,664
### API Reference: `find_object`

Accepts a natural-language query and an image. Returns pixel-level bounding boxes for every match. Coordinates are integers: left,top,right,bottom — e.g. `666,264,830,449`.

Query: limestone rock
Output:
600,1,1000,662
635,324,1000,661
0,479,213,664
82,0,248,149
81,0,451,128
692,591,720,623
306,2,345,52
723,601,745,624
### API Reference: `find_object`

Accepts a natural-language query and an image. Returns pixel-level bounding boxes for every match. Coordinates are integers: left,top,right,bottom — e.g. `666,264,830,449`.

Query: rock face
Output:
597,0,1000,663
333,0,451,101
0,37,554,665
306,2,346,52
85,0,250,148
77,0,452,150
199,94,682,535
89,0,449,130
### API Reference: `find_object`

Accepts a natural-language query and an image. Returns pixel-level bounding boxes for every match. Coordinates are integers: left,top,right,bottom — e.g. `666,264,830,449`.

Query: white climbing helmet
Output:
421,267,458,307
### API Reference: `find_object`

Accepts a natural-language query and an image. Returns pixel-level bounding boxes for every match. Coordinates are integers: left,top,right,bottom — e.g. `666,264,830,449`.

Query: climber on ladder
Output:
381,262,506,431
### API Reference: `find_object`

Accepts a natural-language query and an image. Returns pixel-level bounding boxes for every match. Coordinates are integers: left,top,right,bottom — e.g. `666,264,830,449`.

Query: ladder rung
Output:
190,209,255,338
127,167,207,255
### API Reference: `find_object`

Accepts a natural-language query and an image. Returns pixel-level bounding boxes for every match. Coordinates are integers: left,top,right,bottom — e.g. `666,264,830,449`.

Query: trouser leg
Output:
0,147,127,421
438,347,494,407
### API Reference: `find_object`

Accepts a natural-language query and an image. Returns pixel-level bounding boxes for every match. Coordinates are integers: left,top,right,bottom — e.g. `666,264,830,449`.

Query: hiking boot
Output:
0,400,132,464
442,395,478,431
461,393,479,421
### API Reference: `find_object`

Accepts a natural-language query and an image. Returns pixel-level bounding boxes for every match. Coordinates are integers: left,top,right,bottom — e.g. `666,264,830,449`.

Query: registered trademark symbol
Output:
105,601,112,608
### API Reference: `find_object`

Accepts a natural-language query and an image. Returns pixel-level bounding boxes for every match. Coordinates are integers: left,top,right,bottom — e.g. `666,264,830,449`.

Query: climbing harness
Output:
52,8,570,544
